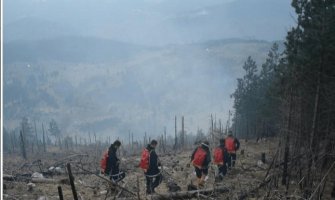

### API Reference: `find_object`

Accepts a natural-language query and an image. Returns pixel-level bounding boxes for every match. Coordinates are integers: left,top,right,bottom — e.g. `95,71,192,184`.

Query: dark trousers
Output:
218,164,227,176
110,171,126,183
227,153,237,168
195,167,208,178
145,173,163,193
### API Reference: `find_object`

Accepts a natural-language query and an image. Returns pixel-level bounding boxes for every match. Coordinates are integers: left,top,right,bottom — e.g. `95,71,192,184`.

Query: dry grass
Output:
3,138,303,200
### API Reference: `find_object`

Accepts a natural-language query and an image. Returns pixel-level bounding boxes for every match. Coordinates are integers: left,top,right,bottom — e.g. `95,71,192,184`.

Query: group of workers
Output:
101,131,240,194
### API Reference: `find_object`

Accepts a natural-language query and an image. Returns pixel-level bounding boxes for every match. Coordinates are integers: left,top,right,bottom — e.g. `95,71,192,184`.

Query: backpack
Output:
213,147,224,165
192,147,207,168
100,149,109,174
139,148,150,171
225,137,235,152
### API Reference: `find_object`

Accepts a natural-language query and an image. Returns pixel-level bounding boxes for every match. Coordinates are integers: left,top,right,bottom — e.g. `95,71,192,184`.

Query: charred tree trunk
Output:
20,130,27,159
34,120,39,151
282,89,293,188
88,132,91,144
10,131,15,153
42,123,46,152
129,131,131,147
164,127,167,147
181,116,185,147
59,136,62,150
58,185,64,200
144,132,147,146
246,117,249,140
211,114,214,144
174,116,178,150
31,140,34,154
132,132,134,154
66,163,78,200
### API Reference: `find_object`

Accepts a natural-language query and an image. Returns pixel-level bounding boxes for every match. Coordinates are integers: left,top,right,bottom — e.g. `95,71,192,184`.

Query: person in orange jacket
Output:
190,141,211,188
224,131,240,169
139,140,162,194
105,140,126,183
213,138,229,181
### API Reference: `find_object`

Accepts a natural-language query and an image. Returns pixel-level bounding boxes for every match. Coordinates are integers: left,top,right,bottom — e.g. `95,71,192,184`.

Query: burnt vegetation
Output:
3,0,335,199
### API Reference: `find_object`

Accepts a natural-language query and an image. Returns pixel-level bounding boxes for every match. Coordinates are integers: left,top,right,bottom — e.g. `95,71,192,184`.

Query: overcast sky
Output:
4,0,295,45
3,0,295,138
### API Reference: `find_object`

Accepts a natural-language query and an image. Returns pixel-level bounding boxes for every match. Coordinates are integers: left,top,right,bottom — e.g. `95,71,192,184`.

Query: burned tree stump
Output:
66,163,78,200
58,185,64,200
20,130,27,160
166,181,181,192
261,152,266,163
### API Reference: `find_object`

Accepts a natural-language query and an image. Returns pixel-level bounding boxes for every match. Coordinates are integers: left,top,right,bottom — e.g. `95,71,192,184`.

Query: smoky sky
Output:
3,0,295,139
4,0,294,45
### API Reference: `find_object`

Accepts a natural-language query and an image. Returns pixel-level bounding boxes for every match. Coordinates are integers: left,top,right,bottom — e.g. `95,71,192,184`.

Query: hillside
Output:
3,37,281,139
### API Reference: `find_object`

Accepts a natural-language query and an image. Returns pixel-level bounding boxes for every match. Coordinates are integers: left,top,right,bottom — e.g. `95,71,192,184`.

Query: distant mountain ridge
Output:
4,36,147,64
4,36,275,63
3,37,281,138
4,0,294,45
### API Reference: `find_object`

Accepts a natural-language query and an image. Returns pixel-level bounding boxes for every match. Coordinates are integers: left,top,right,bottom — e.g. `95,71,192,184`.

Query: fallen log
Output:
74,164,137,197
114,181,128,199
3,174,32,182
238,177,271,200
149,186,229,200
3,174,16,181
50,154,89,168
3,174,69,184
31,177,69,184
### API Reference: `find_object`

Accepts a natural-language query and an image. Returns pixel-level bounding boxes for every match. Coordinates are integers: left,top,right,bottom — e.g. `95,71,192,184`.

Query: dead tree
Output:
10,131,15,153
181,116,185,147
211,114,214,145
261,152,266,164
20,130,27,159
66,163,79,200
282,89,293,189
58,185,64,200
42,123,46,152
164,126,167,147
174,116,178,150
132,132,134,154
144,132,147,146
34,120,39,151
160,134,166,153
128,131,131,147
88,132,91,144
58,136,62,150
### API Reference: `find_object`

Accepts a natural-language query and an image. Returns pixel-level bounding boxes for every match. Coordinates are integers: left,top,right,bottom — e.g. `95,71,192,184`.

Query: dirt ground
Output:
4,138,329,200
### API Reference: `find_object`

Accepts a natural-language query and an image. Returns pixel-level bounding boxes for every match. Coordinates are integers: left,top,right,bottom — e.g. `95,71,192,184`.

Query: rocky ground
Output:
3,138,294,200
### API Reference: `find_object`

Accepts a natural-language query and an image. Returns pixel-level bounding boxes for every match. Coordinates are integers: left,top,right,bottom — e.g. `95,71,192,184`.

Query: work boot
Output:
198,180,205,189
198,176,205,189
146,188,155,195
215,174,223,182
